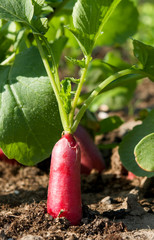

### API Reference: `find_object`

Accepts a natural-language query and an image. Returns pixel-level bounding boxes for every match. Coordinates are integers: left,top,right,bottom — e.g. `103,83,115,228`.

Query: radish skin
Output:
75,125,105,174
47,133,82,225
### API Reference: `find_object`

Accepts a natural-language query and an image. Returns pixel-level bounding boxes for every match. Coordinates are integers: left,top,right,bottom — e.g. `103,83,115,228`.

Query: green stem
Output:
0,53,15,65
71,69,145,133
34,35,71,133
42,36,60,91
69,55,91,127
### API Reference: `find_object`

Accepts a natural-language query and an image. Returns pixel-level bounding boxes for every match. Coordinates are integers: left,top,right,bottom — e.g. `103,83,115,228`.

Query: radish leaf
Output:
60,79,72,114
0,0,34,23
134,133,154,172
71,0,121,55
133,39,154,81
119,110,154,177
0,47,62,165
97,0,139,46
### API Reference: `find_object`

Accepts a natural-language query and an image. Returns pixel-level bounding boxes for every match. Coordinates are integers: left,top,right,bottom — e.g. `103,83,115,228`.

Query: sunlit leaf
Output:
134,133,154,172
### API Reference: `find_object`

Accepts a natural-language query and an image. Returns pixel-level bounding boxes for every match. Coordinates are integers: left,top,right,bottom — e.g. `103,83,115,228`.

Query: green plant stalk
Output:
35,35,71,133
69,55,91,127
71,69,145,133
42,36,61,91
0,52,15,65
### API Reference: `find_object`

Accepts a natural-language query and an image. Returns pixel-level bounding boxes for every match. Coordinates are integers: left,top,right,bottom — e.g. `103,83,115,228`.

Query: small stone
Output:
101,196,112,205
97,111,109,120
20,235,43,240
14,190,20,195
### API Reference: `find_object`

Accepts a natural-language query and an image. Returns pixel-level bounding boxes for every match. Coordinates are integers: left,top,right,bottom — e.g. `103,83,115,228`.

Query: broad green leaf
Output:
0,0,34,23
63,0,77,12
96,116,124,135
60,79,72,114
51,36,68,66
119,110,154,177
134,2,154,46
32,0,45,15
96,0,139,46
133,39,154,81
67,27,94,56
46,0,62,7
0,47,62,166
73,0,121,35
134,133,154,172
72,0,121,55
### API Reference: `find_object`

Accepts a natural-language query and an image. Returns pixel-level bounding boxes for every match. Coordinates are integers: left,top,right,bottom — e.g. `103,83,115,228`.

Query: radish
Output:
74,125,105,174
47,133,82,225
127,171,136,180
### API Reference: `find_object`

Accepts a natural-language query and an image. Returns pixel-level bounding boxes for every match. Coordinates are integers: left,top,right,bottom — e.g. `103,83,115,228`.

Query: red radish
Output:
121,165,136,180
127,171,136,180
0,148,19,165
74,125,105,174
47,133,82,225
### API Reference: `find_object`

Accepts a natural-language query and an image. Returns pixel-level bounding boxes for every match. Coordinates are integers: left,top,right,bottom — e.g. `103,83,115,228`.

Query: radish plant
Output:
0,0,154,225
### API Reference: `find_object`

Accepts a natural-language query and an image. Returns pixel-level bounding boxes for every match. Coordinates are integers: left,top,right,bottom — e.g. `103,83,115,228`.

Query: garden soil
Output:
0,78,154,240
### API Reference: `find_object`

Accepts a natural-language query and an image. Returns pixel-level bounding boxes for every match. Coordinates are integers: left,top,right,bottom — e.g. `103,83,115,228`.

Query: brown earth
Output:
0,78,154,240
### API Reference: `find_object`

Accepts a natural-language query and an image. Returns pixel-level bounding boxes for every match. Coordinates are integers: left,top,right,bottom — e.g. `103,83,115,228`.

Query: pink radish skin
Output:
47,133,82,225
127,171,136,180
74,125,105,174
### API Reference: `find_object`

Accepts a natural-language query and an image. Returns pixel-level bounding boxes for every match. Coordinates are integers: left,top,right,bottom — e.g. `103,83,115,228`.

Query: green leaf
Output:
14,29,27,52
0,0,34,23
71,0,121,55
32,0,45,15
31,0,49,34
0,47,62,165
31,17,48,34
133,39,154,81
119,110,154,177
134,2,154,46
65,56,85,68
134,133,154,172
67,27,94,56
72,0,121,35
51,36,68,66
46,0,62,7
96,0,139,46
96,116,124,135
60,79,72,114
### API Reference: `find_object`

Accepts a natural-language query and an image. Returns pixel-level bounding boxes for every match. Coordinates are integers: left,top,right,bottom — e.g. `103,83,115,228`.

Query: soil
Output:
0,78,154,240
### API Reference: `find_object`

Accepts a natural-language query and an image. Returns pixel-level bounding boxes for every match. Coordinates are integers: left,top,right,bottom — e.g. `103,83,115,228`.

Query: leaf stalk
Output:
69,55,91,128
34,34,71,133
71,69,145,133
